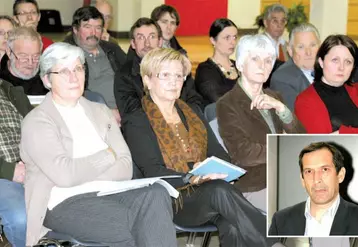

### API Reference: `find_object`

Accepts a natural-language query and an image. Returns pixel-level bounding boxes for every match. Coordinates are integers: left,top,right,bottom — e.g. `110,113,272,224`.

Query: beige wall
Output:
310,0,348,40
1,0,350,37
110,0,164,32
228,0,261,29
267,135,277,226
0,0,83,25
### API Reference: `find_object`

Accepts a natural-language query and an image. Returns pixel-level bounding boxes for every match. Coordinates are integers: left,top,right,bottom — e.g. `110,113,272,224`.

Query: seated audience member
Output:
0,26,48,95
195,18,239,107
262,4,289,62
12,0,53,51
20,42,177,247
0,78,32,247
295,34,358,133
269,142,358,236
114,18,202,117
64,6,126,125
270,23,320,111
151,4,187,54
122,48,282,247
95,0,117,44
260,4,288,87
216,34,305,212
0,16,17,62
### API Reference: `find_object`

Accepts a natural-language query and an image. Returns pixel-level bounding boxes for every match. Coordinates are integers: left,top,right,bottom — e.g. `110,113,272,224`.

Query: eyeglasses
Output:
16,10,39,17
9,47,40,64
269,18,287,26
135,34,158,43
0,30,14,38
156,71,186,82
103,15,113,21
48,65,85,79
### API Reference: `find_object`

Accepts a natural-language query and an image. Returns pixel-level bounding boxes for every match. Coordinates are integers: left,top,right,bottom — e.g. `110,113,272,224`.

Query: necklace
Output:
211,58,238,79
174,123,191,153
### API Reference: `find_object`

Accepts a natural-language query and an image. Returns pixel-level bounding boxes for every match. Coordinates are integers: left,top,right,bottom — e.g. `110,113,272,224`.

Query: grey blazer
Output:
270,59,311,111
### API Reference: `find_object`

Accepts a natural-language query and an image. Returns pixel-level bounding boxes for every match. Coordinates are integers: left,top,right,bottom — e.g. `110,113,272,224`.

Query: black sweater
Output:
0,55,48,95
122,102,230,188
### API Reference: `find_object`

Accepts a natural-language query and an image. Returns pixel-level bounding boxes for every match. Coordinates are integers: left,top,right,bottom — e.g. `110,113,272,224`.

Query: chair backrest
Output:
204,103,216,122
38,10,63,33
209,118,227,152
84,90,107,105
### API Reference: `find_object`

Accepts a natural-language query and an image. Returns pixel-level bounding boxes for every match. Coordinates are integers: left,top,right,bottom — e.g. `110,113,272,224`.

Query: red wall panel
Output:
165,0,228,36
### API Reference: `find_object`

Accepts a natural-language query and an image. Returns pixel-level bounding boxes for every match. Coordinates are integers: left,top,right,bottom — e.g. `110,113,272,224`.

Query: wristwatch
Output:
182,173,194,184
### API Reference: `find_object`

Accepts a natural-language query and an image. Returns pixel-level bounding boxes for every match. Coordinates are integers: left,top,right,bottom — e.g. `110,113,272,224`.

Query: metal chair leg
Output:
201,232,212,247
186,232,197,247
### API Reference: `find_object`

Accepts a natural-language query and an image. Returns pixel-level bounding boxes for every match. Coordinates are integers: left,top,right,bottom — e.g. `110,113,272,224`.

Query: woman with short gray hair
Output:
217,34,305,212
20,42,177,247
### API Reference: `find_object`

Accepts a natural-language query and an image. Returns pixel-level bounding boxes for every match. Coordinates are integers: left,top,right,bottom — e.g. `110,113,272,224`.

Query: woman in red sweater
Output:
295,34,358,133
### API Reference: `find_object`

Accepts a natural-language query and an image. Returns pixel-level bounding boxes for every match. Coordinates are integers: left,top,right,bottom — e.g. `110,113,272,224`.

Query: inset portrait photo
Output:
267,134,358,237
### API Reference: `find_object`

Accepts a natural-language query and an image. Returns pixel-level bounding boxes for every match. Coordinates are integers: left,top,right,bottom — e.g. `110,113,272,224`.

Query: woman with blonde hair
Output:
20,42,177,247
123,47,281,247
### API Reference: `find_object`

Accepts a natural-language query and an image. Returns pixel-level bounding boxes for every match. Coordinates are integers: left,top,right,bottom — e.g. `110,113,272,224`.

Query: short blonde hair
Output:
140,47,191,81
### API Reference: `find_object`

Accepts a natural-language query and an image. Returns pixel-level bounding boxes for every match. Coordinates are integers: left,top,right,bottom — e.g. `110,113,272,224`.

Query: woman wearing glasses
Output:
122,48,280,247
0,16,16,62
20,42,178,247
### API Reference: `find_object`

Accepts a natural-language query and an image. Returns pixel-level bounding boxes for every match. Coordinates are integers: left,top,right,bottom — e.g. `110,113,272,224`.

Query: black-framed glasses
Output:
48,65,85,78
9,47,40,63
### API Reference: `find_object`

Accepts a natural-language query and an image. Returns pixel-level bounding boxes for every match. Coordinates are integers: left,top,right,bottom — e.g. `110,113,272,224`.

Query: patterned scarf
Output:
142,96,207,173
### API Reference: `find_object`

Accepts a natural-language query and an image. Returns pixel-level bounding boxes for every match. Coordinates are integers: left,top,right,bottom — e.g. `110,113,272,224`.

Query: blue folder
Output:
189,156,247,182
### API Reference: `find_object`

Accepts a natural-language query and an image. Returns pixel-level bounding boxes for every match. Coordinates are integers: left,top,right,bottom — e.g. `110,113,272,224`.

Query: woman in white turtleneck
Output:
20,42,177,247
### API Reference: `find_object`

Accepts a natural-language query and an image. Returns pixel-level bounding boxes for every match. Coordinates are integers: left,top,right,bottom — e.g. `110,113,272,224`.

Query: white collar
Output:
304,195,340,220
264,32,286,46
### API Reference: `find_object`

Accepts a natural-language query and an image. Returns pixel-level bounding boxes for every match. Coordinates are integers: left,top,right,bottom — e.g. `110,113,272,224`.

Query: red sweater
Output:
294,83,358,133
41,35,53,52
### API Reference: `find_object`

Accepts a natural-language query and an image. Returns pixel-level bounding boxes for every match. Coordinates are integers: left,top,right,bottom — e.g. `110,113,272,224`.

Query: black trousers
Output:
173,179,276,247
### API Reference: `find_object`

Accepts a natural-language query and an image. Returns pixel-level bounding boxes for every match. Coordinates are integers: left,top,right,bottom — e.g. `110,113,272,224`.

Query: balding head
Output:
95,0,112,30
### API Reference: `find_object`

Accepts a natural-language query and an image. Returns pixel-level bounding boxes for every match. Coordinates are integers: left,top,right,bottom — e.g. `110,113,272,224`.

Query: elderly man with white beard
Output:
0,26,48,95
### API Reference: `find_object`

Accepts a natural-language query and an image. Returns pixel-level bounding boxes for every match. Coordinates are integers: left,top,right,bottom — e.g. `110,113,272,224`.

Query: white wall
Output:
276,135,358,210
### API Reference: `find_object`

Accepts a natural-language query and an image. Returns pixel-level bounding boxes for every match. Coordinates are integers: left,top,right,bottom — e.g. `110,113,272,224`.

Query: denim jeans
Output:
0,179,26,247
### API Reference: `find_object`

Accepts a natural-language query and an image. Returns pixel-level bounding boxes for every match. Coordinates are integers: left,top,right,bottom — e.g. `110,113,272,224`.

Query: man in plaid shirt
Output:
0,78,32,247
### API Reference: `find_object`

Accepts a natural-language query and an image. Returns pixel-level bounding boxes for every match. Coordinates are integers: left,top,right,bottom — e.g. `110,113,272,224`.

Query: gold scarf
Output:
142,96,207,173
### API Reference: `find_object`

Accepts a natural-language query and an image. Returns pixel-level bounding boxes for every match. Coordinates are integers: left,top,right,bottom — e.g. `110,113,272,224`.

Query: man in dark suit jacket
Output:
269,142,358,236
270,23,320,111
114,18,202,118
